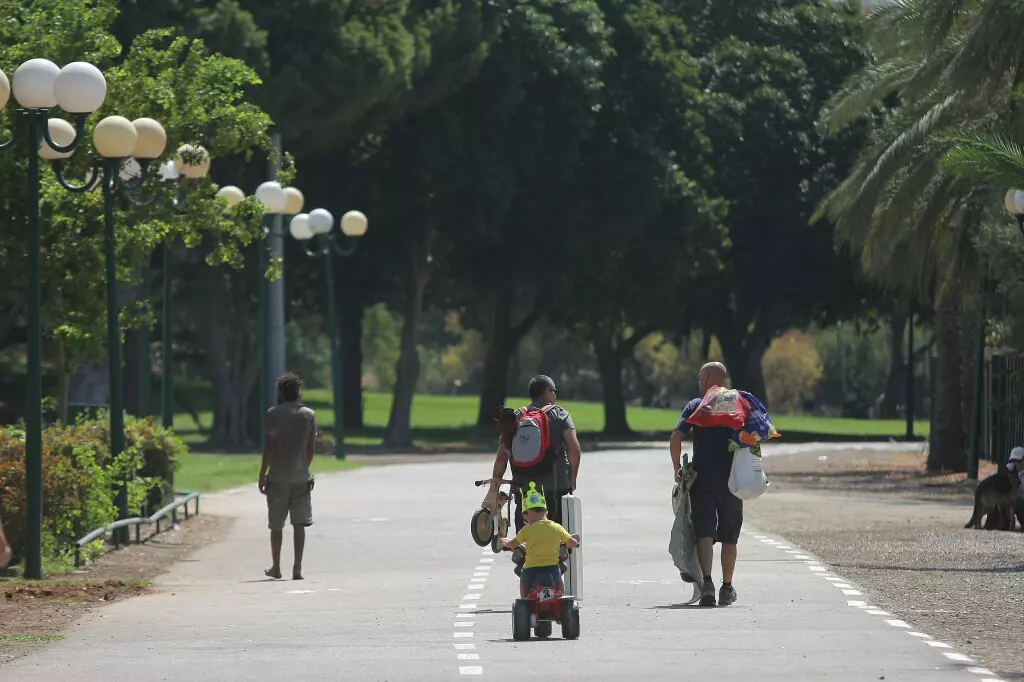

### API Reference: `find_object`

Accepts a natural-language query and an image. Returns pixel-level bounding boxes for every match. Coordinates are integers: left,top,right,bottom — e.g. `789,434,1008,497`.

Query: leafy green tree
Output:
674,0,870,402
549,0,728,435
0,2,272,435
814,0,1024,470
334,0,611,445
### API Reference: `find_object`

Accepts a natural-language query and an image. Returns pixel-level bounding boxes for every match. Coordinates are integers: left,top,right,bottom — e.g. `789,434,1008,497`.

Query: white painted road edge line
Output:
752,527,999,678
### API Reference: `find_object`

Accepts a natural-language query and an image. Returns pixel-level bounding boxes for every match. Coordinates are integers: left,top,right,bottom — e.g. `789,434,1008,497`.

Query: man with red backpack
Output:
491,375,581,533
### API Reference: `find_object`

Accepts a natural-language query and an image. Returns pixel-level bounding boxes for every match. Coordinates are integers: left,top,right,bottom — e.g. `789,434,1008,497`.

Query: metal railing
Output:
74,491,200,568
983,353,1024,468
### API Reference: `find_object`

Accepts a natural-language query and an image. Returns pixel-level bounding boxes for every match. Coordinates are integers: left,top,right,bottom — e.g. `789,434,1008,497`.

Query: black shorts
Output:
690,485,743,544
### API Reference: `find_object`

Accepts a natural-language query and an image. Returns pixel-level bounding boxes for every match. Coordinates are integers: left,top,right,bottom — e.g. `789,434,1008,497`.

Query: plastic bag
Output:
684,386,749,430
728,447,769,500
728,391,781,451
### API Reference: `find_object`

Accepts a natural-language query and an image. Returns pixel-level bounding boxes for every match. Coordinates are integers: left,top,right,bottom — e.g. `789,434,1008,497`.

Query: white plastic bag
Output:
728,447,769,500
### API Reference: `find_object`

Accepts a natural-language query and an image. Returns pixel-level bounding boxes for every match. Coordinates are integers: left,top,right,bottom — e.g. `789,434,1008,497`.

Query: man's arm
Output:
670,402,696,481
563,428,581,491
670,429,685,481
258,435,275,494
492,440,509,479
307,416,316,468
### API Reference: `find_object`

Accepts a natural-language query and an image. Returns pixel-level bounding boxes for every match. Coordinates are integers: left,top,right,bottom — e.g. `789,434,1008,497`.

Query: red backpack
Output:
509,404,557,469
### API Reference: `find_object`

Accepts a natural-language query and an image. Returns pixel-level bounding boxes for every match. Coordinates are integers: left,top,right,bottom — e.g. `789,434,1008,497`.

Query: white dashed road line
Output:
453,549,502,676
747,530,1005,681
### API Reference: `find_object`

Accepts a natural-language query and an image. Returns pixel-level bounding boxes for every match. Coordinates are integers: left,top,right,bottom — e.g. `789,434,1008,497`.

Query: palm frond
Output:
941,131,1024,188
822,58,919,133
867,0,973,59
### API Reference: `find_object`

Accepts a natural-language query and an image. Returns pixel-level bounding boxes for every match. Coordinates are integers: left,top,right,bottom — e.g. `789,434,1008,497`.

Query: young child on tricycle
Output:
502,481,580,597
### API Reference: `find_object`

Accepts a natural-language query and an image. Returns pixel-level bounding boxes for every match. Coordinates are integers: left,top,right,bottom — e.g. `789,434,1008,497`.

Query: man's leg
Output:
512,485,526,533
265,482,287,579
291,482,314,580
721,543,738,583
689,487,718,606
697,537,714,578
717,489,743,606
267,531,283,579
293,526,306,579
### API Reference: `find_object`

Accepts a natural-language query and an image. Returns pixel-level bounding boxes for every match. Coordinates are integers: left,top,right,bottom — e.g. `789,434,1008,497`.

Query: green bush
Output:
0,415,186,567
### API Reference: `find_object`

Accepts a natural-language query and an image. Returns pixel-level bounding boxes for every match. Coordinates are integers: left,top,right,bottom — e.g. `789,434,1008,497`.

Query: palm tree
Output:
814,0,1024,471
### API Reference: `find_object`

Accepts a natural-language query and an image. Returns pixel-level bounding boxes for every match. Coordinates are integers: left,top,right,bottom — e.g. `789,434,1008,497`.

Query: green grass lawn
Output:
170,389,929,447
174,453,362,493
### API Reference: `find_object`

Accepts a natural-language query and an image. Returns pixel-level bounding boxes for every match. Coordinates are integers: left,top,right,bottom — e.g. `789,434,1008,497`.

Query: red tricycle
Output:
511,571,580,641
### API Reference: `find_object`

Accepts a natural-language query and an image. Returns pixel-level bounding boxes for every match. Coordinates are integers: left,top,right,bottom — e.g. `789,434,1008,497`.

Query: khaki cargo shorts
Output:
266,479,314,531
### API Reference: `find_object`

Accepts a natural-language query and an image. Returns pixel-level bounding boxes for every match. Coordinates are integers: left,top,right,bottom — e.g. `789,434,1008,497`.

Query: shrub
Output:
763,330,825,413
0,415,186,566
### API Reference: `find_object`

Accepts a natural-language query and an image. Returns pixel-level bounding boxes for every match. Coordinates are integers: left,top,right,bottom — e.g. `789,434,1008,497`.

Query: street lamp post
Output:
254,182,303,450
289,208,369,459
51,115,168,544
156,146,216,430
0,59,107,579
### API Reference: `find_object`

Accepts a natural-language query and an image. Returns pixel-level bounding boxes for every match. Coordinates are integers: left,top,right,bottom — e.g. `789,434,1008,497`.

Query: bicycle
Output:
471,477,514,554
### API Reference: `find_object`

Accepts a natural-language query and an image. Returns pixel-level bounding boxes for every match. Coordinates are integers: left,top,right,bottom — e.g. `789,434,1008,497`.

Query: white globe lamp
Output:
53,62,106,114
93,116,137,158
0,69,10,109
175,144,210,179
131,118,167,160
255,181,287,214
282,187,305,216
289,213,313,241
307,208,334,235
38,118,76,160
341,210,369,237
12,59,60,109
216,186,245,212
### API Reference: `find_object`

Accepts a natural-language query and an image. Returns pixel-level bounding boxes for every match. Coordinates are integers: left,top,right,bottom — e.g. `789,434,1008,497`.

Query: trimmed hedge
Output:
0,415,187,567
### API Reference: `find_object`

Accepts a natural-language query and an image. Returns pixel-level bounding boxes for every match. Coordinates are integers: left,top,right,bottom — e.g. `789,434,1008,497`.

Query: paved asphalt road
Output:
3,445,1004,681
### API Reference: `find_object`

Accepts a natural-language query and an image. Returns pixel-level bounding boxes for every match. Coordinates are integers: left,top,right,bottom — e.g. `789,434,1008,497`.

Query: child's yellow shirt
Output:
515,519,571,569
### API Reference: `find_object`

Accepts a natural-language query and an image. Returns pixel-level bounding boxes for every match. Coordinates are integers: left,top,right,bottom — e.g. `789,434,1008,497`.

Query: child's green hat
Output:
521,482,547,511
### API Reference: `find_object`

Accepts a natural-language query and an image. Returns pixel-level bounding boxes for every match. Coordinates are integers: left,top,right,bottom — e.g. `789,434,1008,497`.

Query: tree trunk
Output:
880,307,908,418
339,298,364,429
384,228,436,447
202,266,261,449
718,329,769,402
700,329,711,362
927,292,967,472
475,294,542,426
595,337,630,436
477,338,514,425
632,356,657,408
960,294,982,460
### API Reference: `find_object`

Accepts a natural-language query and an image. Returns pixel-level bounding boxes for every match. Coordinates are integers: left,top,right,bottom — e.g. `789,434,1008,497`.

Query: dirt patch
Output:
754,448,1024,679
0,513,232,665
